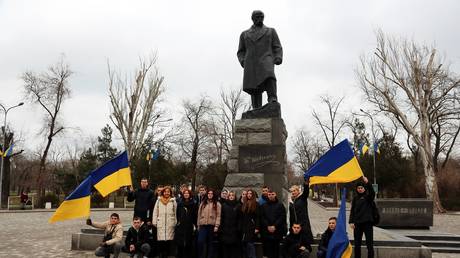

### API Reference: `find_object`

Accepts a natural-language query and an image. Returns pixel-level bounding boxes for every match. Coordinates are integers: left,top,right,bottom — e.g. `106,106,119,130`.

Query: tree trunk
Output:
419,142,445,213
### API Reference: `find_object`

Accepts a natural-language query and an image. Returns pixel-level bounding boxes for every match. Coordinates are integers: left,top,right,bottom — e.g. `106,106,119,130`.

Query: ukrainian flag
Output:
49,176,92,223
91,151,132,197
326,188,352,258
359,143,369,156
305,139,363,185
2,143,14,157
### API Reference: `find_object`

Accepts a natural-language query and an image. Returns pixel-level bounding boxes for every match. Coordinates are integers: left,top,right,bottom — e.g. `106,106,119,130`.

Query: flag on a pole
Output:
91,151,132,197
151,148,160,160
326,188,352,258
2,143,14,157
49,176,92,223
304,139,363,185
358,143,369,156
373,142,380,154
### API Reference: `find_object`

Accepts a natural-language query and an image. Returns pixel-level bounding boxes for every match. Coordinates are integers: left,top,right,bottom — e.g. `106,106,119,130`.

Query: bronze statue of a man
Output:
237,10,283,109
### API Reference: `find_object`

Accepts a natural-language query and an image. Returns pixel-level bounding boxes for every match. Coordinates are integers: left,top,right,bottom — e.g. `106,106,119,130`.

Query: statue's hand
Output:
274,58,282,65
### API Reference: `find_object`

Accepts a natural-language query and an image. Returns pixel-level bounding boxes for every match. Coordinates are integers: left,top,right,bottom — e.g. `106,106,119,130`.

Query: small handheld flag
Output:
326,188,352,258
91,151,132,197
304,139,364,185
49,176,92,223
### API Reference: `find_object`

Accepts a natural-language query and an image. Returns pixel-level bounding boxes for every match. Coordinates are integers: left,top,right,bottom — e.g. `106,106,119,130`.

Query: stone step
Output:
420,240,460,248
410,235,460,242
429,246,460,253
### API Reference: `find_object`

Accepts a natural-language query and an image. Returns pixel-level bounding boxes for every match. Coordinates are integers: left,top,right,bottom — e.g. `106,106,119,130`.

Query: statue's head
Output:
251,10,264,27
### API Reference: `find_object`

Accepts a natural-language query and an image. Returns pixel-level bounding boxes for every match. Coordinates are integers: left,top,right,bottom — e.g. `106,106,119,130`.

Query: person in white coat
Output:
153,186,177,258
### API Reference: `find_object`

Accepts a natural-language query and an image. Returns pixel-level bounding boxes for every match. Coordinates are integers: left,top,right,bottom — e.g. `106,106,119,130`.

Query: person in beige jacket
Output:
86,213,123,258
197,189,221,258
153,186,177,258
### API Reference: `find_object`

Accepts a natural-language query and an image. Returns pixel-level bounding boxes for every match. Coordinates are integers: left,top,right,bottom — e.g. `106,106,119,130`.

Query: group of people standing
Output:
87,176,376,258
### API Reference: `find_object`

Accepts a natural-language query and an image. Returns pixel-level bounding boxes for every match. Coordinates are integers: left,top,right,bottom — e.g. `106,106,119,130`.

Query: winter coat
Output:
260,198,287,241
220,199,241,244
289,181,314,244
284,230,312,258
91,220,123,246
125,223,151,250
127,188,154,219
349,181,375,224
153,197,177,241
239,203,260,242
175,199,198,247
197,201,222,228
237,25,283,92
318,228,334,253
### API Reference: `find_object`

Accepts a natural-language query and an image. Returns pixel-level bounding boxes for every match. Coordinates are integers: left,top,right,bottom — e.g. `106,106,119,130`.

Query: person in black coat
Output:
220,191,242,258
316,217,336,258
289,178,314,245
261,190,287,258
284,223,312,258
124,216,152,257
127,178,154,224
349,176,375,258
239,189,260,258
175,189,198,258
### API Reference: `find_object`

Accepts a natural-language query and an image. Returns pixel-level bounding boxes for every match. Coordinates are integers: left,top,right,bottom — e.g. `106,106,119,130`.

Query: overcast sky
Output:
1,0,459,156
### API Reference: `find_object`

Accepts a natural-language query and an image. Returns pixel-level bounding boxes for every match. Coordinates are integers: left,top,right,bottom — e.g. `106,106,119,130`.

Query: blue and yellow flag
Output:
304,139,363,185
358,143,369,156
91,151,132,197
2,143,14,157
327,188,352,258
146,148,160,161
49,176,92,223
373,142,380,154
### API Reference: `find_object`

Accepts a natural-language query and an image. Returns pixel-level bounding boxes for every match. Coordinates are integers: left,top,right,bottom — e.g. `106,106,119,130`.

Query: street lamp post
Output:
360,109,378,194
0,102,24,208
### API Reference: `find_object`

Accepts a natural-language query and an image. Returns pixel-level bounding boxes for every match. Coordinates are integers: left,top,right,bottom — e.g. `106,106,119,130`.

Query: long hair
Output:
242,189,257,214
200,189,217,211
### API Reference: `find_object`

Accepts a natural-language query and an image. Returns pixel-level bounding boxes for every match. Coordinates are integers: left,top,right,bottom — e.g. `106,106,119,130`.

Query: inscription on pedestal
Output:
239,146,285,174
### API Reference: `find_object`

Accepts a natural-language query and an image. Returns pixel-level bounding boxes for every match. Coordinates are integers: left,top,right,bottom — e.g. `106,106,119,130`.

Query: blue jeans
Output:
243,241,256,258
197,225,215,258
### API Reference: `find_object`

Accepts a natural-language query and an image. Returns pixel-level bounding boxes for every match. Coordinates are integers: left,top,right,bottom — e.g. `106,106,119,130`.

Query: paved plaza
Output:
0,202,459,257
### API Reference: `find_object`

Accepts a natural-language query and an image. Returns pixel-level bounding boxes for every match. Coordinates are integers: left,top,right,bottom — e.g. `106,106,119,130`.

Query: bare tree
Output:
312,95,347,149
179,96,213,191
357,30,460,212
108,54,164,163
22,57,72,201
292,129,325,171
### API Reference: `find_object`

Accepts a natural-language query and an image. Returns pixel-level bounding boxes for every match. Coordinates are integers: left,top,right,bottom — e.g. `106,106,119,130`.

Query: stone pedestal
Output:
224,117,289,205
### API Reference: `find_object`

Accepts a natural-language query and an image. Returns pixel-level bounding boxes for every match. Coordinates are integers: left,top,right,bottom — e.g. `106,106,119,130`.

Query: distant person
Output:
261,190,286,258
284,223,312,258
153,186,177,258
220,191,241,258
20,190,29,210
239,189,260,258
127,178,154,224
175,189,198,258
197,189,221,258
258,186,270,206
239,190,247,204
316,217,337,258
349,176,375,258
289,178,314,245
124,216,151,258
86,213,123,258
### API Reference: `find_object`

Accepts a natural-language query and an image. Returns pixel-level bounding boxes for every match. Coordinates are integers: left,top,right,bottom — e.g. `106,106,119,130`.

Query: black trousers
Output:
263,239,280,258
353,222,374,258
222,242,241,258
250,78,277,109
157,240,173,258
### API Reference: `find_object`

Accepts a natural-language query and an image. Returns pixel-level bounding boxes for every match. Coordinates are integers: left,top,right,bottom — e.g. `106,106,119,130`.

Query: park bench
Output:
7,195,34,210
